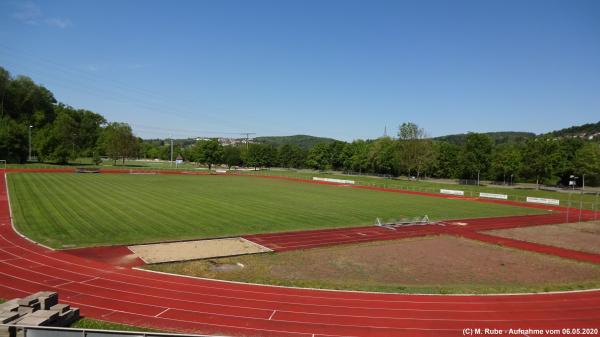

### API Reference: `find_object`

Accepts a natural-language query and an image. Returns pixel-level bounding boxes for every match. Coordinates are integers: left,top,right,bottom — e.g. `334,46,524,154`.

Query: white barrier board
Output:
313,177,355,185
440,189,464,196
479,192,508,200
526,197,560,205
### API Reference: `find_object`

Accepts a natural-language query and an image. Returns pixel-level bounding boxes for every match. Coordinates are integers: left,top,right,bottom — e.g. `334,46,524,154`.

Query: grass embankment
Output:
7,173,545,248
146,235,600,294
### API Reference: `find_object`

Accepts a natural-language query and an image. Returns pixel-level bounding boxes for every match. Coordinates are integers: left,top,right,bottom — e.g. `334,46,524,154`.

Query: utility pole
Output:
240,132,256,150
28,125,33,161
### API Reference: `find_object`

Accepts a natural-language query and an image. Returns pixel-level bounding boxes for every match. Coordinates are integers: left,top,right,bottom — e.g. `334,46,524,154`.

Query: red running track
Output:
1,171,600,336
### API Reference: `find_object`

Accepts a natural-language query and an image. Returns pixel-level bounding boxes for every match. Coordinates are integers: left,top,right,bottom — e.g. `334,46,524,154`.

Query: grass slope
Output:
8,173,545,248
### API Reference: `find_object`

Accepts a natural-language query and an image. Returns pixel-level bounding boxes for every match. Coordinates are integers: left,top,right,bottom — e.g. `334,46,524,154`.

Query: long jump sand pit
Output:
128,237,272,264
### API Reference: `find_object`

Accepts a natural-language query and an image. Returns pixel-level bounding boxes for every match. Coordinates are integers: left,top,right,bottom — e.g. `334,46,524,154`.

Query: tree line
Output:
1,66,598,187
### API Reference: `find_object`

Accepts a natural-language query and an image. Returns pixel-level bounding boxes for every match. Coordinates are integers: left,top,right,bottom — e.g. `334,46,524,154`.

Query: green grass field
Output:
241,169,600,208
8,173,547,248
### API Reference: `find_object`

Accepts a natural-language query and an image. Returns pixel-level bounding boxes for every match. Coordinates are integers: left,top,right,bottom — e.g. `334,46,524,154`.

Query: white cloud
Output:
45,17,72,29
12,1,42,25
11,1,72,29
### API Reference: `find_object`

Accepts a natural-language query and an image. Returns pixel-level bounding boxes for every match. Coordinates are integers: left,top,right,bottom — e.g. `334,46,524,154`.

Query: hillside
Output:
254,135,337,149
545,121,600,140
434,132,535,145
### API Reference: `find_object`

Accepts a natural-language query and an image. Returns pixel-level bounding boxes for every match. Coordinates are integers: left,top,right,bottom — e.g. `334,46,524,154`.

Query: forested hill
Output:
254,135,337,149
545,121,600,140
434,132,535,145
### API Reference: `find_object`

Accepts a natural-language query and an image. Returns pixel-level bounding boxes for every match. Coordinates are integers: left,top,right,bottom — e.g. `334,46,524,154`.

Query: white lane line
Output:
155,308,170,317
81,276,99,283
3,229,599,304
1,250,598,320
55,280,75,287
268,310,276,320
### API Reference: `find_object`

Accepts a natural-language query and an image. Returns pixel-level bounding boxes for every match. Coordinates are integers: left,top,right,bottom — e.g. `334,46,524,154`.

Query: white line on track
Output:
155,308,170,317
3,254,597,320
269,310,276,320
1,237,599,320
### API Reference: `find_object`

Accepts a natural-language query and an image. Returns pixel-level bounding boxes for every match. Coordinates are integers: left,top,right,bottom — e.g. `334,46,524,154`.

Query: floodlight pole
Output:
28,125,33,161
582,174,585,190
170,137,174,168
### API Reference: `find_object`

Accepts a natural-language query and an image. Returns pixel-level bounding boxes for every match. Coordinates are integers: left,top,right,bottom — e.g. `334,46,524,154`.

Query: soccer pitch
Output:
7,173,548,248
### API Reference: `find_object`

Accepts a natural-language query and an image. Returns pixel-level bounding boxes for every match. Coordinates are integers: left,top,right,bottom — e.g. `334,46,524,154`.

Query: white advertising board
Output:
440,189,465,196
313,177,355,185
479,192,508,200
526,197,560,205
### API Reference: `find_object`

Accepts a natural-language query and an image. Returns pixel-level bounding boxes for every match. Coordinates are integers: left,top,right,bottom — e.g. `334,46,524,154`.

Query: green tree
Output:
278,144,305,168
459,133,493,182
491,143,522,184
100,122,137,165
342,140,370,173
0,117,28,163
521,137,563,188
368,137,398,175
573,142,600,187
223,146,242,169
306,143,331,170
193,139,224,171
432,142,461,178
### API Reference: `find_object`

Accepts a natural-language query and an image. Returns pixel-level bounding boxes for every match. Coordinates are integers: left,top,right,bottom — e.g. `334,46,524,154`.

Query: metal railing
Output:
1,325,223,337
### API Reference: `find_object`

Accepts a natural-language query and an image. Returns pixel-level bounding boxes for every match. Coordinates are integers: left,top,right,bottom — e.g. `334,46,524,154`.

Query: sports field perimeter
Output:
7,173,548,248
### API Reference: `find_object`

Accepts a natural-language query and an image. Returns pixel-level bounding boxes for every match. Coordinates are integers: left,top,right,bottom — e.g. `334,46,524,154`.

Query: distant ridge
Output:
254,135,337,149
434,131,535,145
544,121,600,140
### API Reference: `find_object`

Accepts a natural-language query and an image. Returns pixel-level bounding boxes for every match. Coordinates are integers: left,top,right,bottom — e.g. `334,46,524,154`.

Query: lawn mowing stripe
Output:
7,173,549,248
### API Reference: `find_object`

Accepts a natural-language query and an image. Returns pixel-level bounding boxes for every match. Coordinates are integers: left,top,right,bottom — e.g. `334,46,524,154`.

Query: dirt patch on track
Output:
146,235,600,293
485,221,600,254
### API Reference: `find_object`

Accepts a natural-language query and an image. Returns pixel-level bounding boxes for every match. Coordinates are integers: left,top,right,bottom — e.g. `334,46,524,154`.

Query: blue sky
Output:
0,0,599,141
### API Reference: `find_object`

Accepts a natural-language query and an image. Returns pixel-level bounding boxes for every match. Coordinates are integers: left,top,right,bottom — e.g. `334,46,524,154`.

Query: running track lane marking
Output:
269,310,277,320
2,171,600,336
156,308,171,317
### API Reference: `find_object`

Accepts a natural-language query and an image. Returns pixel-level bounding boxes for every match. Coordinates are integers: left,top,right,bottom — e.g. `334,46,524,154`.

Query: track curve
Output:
0,171,599,336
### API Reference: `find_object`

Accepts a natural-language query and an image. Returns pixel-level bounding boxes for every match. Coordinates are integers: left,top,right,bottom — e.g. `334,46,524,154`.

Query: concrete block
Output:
0,299,20,313
56,308,79,327
0,312,19,324
30,310,59,320
15,315,52,326
49,304,70,314
38,295,58,310
16,297,38,307
17,306,34,316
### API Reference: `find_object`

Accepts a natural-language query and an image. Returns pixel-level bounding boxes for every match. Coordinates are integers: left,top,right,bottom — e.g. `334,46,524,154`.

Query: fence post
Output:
567,192,572,223
578,190,583,223
594,192,600,221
